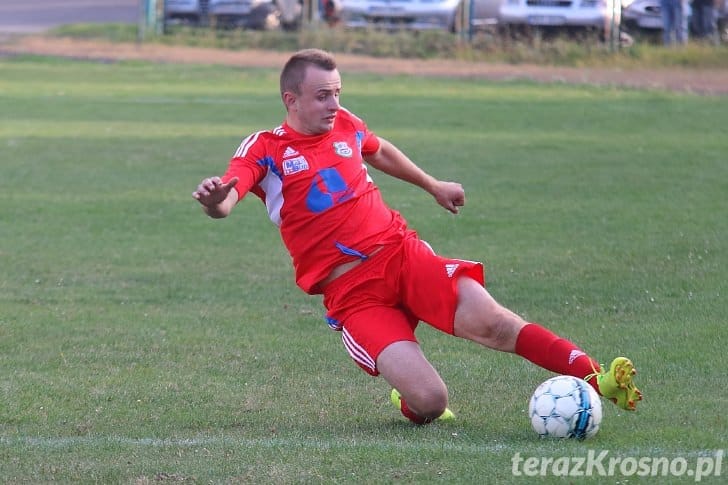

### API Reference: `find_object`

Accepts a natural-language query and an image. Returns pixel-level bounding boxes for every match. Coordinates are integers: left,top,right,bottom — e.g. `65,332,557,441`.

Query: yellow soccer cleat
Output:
588,357,643,411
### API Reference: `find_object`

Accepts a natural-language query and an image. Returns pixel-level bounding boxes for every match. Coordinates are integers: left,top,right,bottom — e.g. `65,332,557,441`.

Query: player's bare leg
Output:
452,276,526,351
377,341,452,423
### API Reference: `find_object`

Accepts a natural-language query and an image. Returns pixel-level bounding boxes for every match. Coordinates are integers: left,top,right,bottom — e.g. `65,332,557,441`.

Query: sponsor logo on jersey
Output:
283,146,299,158
283,156,309,175
333,141,353,158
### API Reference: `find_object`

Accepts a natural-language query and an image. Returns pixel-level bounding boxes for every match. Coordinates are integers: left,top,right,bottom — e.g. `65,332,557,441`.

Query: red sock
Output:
399,398,432,425
515,323,603,394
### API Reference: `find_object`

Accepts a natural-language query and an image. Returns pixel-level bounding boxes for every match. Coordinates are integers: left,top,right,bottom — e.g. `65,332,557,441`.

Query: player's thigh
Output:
453,276,525,351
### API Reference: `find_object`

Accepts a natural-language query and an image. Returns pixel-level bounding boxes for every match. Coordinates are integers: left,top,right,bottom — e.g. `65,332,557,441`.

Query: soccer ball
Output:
528,375,603,440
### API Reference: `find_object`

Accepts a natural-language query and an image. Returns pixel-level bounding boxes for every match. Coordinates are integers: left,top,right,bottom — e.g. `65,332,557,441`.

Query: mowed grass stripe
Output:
1,435,721,459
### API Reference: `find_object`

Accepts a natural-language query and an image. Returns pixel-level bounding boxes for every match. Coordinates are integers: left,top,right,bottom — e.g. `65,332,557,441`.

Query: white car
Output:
339,0,505,32
621,0,664,30
499,0,622,36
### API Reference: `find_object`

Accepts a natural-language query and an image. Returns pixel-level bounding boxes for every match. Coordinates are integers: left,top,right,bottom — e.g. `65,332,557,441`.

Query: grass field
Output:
0,55,726,483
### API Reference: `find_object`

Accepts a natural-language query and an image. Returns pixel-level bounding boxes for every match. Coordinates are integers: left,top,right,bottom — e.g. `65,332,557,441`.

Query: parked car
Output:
338,0,505,32
209,0,281,29
277,0,305,30
621,0,662,30
720,0,728,39
498,0,622,38
623,0,728,41
165,0,287,30
165,0,209,25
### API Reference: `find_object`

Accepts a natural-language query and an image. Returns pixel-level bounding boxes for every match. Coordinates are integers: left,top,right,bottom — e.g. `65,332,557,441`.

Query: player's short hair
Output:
280,49,337,96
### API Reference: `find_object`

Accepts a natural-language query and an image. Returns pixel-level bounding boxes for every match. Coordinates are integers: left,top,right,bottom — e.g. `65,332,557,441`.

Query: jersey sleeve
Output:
360,129,380,156
344,109,380,156
222,132,269,202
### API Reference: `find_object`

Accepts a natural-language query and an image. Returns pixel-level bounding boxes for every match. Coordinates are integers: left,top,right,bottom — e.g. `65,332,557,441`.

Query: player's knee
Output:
407,386,449,419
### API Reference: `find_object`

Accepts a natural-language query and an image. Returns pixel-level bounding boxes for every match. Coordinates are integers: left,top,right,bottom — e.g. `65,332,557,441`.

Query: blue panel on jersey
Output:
306,168,354,213
257,156,283,180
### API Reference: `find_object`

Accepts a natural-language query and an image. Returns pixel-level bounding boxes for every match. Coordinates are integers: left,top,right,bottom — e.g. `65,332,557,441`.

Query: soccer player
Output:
193,48,642,424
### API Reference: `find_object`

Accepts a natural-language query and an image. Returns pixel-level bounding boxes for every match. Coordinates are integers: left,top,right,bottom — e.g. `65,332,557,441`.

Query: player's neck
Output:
284,118,329,138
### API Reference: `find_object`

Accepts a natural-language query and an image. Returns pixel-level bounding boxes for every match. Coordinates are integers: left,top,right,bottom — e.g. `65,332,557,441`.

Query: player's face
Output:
289,66,341,135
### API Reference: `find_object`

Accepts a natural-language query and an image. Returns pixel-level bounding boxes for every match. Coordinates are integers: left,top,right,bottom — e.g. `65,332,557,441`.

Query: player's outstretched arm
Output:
430,179,465,214
365,138,465,214
192,176,239,218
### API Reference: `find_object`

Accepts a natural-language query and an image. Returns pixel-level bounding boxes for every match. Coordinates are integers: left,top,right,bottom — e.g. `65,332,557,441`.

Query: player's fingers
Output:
195,184,211,198
441,199,458,214
193,180,212,201
223,176,239,190
209,176,224,189
198,177,223,194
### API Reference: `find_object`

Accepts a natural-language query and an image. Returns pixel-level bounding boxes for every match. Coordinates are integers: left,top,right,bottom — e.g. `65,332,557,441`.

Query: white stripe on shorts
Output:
342,328,376,373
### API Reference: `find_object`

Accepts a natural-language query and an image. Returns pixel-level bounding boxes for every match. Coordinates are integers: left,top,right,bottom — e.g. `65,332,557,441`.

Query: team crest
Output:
333,141,353,158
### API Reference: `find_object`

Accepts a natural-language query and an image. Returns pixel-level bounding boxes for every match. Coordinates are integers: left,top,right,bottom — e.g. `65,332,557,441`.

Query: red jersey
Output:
222,108,408,294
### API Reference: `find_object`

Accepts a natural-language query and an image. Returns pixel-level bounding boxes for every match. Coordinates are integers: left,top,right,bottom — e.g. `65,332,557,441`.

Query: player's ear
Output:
282,91,297,111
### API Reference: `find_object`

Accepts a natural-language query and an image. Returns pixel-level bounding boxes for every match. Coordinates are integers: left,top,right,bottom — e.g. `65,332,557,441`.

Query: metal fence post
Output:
138,0,164,41
457,0,473,43
302,0,320,27
610,0,619,52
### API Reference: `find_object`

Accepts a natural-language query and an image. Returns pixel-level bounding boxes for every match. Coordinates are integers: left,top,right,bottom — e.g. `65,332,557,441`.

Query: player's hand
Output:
192,176,239,208
432,180,465,214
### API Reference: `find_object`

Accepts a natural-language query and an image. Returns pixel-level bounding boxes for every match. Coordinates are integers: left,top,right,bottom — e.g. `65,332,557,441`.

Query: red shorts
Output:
322,230,484,376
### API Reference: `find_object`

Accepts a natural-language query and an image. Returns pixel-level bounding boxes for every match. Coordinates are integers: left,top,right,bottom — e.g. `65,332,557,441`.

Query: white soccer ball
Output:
528,375,603,440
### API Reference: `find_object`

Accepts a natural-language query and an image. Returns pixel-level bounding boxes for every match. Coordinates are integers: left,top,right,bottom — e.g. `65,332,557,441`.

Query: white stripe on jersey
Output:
258,169,283,226
361,163,374,184
342,328,376,373
231,126,287,226
233,131,263,158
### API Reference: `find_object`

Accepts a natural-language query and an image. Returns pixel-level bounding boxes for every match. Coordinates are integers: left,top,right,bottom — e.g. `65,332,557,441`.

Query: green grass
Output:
1,56,727,483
